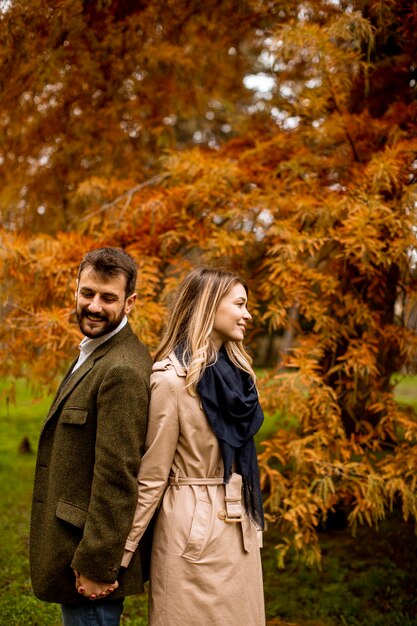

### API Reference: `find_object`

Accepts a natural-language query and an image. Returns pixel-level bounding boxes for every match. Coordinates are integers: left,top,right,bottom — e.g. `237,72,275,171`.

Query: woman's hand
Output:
73,569,119,600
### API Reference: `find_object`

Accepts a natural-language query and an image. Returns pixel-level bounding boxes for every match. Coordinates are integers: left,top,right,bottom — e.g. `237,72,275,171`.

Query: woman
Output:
122,268,265,625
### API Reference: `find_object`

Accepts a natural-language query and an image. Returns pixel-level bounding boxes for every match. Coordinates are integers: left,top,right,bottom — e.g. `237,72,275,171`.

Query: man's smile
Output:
83,311,107,322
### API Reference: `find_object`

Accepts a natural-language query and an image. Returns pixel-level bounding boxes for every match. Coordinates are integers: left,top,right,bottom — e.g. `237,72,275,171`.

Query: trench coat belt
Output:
169,475,224,487
223,473,244,522
168,471,244,523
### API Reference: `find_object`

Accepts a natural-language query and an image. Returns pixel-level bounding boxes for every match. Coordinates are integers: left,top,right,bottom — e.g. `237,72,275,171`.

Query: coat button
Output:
214,466,221,477
217,510,226,521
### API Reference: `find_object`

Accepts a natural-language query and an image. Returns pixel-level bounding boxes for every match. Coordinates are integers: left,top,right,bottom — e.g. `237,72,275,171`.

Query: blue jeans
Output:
61,597,124,626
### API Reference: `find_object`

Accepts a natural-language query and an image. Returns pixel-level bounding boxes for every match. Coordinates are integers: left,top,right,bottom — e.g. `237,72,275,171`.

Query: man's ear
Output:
74,279,79,302
125,292,137,315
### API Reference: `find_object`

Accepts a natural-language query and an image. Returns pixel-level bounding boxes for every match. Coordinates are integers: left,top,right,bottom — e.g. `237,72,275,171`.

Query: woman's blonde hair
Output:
155,267,256,394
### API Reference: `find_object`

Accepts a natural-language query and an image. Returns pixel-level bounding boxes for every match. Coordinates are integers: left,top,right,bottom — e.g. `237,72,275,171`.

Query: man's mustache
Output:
80,310,108,322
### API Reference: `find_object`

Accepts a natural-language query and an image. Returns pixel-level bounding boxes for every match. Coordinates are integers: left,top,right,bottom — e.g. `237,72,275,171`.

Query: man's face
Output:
75,267,136,338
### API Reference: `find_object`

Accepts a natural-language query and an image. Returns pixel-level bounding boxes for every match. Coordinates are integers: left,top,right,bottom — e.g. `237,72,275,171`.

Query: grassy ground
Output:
392,374,417,411
0,380,60,625
263,511,417,626
1,376,417,625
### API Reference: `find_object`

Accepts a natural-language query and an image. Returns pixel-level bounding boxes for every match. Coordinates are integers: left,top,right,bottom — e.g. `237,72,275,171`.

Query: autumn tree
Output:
1,0,417,564
0,0,265,232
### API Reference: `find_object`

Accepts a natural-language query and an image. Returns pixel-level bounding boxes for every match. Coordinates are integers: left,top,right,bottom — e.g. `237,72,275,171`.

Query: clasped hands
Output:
73,569,119,601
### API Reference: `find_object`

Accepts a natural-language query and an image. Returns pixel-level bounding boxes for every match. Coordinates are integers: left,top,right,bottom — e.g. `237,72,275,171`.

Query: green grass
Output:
2,377,417,625
392,374,417,411
262,512,417,625
0,380,62,625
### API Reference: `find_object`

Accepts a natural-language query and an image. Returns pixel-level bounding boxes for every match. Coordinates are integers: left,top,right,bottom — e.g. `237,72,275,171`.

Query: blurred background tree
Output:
1,0,417,563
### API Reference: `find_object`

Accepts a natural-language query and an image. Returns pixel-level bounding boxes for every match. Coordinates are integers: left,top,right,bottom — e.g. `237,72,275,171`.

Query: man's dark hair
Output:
78,248,137,298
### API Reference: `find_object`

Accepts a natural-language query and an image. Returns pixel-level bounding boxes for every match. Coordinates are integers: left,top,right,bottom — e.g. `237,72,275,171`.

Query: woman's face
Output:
210,282,252,349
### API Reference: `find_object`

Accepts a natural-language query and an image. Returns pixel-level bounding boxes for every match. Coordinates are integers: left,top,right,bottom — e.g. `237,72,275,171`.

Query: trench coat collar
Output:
169,351,187,377
153,351,187,378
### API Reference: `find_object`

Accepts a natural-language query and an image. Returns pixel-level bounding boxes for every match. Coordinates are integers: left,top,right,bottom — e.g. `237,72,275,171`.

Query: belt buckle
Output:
225,514,243,523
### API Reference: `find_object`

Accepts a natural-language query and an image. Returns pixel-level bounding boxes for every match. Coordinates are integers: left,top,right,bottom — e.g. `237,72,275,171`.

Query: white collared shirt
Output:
71,316,128,373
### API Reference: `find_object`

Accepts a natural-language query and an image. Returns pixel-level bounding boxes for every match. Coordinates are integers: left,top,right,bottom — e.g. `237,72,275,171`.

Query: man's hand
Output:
73,569,119,600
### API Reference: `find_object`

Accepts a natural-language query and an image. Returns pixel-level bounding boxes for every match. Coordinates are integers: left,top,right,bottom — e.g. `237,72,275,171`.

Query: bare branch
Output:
78,173,170,223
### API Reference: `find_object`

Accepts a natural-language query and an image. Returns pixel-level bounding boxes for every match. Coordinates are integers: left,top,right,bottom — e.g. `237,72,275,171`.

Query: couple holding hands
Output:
30,247,265,626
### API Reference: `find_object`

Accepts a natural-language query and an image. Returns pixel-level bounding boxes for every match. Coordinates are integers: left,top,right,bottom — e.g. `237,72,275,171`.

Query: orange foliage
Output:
1,0,417,564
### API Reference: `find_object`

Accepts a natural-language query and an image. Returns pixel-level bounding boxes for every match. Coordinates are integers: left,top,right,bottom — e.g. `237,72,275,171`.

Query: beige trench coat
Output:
122,352,265,626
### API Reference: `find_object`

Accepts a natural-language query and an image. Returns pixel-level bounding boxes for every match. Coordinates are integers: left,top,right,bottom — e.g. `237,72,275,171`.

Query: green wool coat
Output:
30,323,153,604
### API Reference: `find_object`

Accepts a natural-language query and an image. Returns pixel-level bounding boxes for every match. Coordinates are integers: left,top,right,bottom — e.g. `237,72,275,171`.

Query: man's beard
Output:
76,308,124,339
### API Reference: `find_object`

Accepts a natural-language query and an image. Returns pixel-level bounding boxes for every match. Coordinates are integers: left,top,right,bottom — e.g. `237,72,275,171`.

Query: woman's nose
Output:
243,307,252,320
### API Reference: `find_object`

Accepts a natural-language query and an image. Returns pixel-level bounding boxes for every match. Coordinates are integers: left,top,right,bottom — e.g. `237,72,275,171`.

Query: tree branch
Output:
78,173,170,222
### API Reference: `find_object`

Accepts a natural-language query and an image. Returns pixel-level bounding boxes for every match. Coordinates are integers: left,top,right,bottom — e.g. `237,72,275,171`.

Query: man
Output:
30,247,153,626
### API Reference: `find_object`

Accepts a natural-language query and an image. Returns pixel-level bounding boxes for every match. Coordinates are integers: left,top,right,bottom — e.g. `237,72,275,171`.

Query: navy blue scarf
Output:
196,349,265,529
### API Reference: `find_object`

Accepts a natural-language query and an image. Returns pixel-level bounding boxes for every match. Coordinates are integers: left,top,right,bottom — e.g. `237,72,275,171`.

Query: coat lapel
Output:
44,323,133,425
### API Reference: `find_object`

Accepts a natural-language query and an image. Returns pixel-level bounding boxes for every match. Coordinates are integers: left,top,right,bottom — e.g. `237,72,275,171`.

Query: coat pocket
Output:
56,499,88,529
181,486,215,562
60,408,88,426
